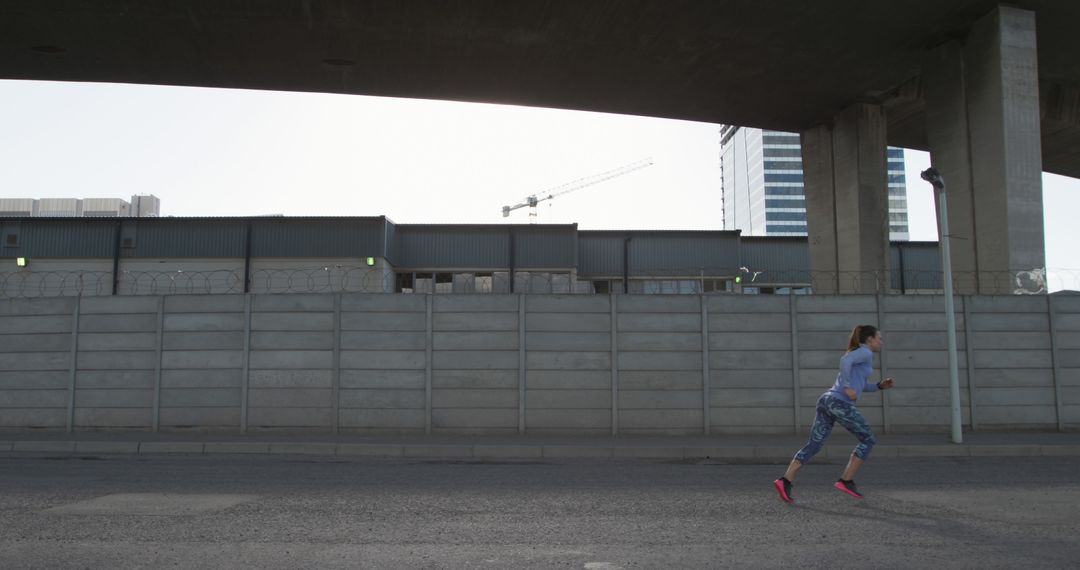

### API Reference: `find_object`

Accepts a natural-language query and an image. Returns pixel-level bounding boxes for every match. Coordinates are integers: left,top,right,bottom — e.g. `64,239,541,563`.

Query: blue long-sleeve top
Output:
826,344,879,403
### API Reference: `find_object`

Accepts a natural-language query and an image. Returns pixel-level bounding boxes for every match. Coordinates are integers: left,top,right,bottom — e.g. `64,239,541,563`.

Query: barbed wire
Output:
0,270,113,298
1,266,1078,298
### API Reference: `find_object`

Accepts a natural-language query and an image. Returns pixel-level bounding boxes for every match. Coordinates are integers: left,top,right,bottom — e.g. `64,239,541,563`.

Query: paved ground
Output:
3,431,1080,460
1,454,1078,569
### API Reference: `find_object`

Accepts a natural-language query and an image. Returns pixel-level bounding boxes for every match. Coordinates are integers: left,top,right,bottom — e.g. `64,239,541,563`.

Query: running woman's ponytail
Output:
846,325,879,352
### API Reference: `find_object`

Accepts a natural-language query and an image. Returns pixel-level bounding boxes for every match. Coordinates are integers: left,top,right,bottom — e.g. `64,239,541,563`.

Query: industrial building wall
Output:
1,293,1077,434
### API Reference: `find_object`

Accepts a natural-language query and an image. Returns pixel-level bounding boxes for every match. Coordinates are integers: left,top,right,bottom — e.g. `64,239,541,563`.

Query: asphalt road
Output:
1,454,1078,569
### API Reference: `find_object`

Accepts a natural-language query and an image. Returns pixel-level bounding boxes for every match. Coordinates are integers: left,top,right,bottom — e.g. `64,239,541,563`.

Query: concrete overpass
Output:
3,0,1078,293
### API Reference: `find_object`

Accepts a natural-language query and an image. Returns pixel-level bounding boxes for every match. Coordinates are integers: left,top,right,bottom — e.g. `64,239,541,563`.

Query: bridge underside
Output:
1,1,1076,293
2,0,1078,177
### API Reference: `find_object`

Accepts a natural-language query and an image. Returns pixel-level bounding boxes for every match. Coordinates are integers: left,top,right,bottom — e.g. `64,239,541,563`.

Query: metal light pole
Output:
921,167,963,444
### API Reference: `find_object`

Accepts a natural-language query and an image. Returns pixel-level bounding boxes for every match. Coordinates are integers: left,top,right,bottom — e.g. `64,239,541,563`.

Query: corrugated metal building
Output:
0,217,941,296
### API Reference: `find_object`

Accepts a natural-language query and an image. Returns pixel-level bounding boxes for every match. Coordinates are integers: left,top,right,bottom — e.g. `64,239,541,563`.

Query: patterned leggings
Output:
794,393,877,464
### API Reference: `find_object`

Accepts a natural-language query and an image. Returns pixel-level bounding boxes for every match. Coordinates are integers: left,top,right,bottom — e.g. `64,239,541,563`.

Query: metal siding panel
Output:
891,245,902,289
382,219,396,263
5,221,115,258
133,221,246,257
897,243,941,272
739,238,810,284
515,228,575,268
893,242,942,290
629,234,739,276
396,228,510,269
250,220,383,258
578,234,625,277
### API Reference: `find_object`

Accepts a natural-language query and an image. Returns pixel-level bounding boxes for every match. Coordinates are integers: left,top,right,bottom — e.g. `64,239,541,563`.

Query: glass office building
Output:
720,126,909,240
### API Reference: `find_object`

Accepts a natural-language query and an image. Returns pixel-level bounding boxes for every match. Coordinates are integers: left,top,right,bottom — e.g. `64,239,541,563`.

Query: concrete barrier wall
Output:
75,296,160,430
618,296,704,435
1056,296,1080,430
431,296,520,434
0,297,76,429
879,295,969,432
968,296,1054,430
160,295,245,431
524,295,613,435
0,293,1076,434
338,294,428,434
708,295,794,435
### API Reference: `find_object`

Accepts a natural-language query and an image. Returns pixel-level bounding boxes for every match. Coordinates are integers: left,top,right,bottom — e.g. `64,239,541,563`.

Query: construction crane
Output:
502,158,654,221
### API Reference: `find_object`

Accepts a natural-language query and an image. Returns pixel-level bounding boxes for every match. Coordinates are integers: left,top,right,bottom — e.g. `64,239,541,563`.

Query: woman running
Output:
773,324,895,503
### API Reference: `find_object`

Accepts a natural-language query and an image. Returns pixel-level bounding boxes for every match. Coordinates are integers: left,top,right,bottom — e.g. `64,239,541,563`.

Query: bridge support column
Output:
923,6,1045,294
801,103,890,294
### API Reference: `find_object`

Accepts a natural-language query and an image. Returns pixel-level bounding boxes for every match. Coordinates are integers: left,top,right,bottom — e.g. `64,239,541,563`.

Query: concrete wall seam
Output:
425,295,433,435
611,294,619,435
964,295,979,430
240,295,252,433
65,297,80,432
1048,295,1064,431
332,293,342,435
152,296,164,432
877,293,890,433
518,294,526,434
701,295,710,435
790,293,801,432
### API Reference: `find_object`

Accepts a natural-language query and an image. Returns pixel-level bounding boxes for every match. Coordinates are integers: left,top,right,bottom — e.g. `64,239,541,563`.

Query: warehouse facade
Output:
0,216,941,298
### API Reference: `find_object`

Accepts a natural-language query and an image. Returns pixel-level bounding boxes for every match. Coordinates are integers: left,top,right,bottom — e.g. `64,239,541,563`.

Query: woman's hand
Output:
843,387,857,400
879,378,895,390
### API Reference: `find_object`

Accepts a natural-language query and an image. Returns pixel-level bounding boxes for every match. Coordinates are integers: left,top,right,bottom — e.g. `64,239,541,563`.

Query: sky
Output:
1,79,1078,287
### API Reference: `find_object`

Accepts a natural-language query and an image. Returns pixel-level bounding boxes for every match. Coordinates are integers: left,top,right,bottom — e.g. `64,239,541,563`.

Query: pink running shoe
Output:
834,479,864,499
774,478,794,503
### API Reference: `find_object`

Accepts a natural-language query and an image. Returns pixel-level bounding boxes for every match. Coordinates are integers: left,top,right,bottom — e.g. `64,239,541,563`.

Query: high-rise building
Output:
0,195,160,217
885,147,910,240
720,126,909,240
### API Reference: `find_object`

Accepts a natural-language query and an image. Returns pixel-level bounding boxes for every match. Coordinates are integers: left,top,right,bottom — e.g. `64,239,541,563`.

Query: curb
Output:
2,440,1078,461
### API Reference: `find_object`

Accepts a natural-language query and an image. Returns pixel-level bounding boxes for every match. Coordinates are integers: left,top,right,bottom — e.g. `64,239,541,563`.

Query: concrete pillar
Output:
802,103,891,294
923,6,1045,294
801,125,839,294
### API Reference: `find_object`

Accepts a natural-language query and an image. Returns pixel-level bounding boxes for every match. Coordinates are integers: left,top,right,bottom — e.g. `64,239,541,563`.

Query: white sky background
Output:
1,79,1078,281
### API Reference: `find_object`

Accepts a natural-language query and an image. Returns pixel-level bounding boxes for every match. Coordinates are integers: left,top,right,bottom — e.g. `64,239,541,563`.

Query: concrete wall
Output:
709,295,796,435
160,295,245,431
1,293,1077,434
525,295,612,435
339,294,427,434
75,296,160,430
0,297,77,429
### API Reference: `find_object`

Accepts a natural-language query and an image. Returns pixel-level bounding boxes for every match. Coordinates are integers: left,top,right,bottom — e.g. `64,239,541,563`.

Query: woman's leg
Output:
784,397,836,482
840,456,864,481
828,400,877,480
